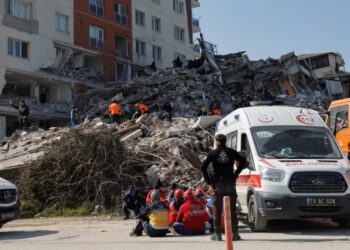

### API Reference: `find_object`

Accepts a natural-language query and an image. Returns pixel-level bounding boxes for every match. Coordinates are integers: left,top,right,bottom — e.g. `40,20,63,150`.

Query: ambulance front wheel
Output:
248,195,267,232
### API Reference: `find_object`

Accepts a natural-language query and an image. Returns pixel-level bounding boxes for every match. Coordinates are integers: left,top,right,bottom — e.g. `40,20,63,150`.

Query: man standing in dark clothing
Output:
10,100,30,130
122,186,144,220
163,102,173,122
173,56,183,68
201,134,247,241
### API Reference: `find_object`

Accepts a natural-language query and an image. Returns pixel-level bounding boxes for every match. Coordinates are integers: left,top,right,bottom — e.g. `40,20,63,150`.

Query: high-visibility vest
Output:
109,103,121,115
137,103,149,114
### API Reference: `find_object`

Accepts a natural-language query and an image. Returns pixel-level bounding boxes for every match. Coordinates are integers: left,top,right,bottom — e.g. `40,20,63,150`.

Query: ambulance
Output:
216,106,350,232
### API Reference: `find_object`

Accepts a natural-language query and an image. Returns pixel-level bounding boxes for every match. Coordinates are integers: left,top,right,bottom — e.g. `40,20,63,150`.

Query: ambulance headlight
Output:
261,167,285,183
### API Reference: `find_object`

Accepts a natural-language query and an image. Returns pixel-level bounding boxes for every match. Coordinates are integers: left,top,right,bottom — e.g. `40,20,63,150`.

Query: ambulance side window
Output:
226,131,238,150
330,105,348,135
241,133,255,171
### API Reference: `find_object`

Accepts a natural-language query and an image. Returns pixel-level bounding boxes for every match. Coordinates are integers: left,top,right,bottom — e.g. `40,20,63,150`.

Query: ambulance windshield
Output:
252,126,343,159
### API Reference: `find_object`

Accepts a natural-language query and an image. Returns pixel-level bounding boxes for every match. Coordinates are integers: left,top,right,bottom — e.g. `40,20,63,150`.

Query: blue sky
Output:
194,0,350,69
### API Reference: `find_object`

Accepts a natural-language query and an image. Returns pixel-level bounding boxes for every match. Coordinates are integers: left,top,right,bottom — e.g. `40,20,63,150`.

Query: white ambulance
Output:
216,106,350,231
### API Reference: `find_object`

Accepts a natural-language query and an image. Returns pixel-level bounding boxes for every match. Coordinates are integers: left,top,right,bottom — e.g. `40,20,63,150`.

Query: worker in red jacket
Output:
146,180,169,206
168,189,184,226
195,188,207,207
173,189,209,235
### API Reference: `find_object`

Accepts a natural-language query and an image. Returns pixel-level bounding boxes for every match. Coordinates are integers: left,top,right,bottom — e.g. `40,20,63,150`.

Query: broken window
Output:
135,10,145,26
173,0,184,14
136,40,146,56
174,52,186,63
152,45,162,61
89,0,104,16
115,35,129,59
152,17,161,32
89,25,104,49
311,55,330,69
7,0,30,20
174,26,185,41
8,38,28,58
55,13,69,32
115,3,128,26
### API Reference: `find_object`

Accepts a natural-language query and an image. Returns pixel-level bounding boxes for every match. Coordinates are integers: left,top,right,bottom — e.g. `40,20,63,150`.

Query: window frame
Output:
152,16,161,32
330,105,349,135
115,3,128,26
89,25,104,49
136,40,146,57
89,0,104,17
174,26,185,41
135,10,145,26
152,45,162,61
55,13,69,33
7,0,30,20
8,38,29,59
173,0,184,14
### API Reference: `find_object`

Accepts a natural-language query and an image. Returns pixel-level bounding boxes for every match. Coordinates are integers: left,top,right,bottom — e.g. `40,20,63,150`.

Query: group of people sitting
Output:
124,184,217,238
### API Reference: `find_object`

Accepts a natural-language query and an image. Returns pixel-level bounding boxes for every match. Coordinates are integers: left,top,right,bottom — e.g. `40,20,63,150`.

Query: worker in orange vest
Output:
108,99,122,124
211,108,221,116
132,102,150,121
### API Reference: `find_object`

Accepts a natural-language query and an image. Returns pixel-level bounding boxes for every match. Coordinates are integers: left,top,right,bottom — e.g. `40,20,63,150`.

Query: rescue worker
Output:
201,134,247,241
198,106,207,116
173,56,183,68
130,190,169,237
132,102,150,121
168,189,184,226
173,189,209,235
195,188,207,207
210,97,222,116
162,102,173,122
108,99,122,124
211,108,221,116
146,180,169,206
70,106,79,126
167,183,179,203
122,186,144,220
10,100,30,130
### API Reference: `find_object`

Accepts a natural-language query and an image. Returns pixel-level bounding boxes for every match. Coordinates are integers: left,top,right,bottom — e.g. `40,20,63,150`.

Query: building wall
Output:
132,0,197,69
0,0,74,94
74,0,132,81
312,54,338,78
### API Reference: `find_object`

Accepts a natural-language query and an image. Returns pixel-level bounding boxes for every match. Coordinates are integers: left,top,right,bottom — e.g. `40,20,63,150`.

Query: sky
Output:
195,0,350,69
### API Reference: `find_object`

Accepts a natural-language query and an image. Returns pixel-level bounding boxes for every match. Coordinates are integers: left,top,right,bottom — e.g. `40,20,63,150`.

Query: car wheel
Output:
248,194,267,232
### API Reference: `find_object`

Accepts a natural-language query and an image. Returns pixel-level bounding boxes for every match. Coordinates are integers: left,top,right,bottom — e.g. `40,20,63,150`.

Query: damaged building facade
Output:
132,0,200,71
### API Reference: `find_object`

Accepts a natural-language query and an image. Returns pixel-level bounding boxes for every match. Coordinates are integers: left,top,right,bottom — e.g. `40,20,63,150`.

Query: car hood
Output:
0,177,16,189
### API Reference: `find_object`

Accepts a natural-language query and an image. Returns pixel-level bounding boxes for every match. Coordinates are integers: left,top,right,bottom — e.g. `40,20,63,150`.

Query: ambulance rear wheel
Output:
248,195,267,232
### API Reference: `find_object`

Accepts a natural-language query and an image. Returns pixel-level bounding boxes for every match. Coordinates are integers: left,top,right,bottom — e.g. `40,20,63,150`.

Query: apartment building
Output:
0,0,76,138
74,0,133,81
132,0,200,70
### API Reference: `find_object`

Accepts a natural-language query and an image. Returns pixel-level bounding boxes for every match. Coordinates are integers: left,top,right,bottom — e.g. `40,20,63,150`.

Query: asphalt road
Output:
1,217,350,250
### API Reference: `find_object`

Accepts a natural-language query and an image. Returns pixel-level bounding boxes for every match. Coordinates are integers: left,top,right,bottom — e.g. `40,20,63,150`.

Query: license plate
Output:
305,198,336,207
1,212,15,220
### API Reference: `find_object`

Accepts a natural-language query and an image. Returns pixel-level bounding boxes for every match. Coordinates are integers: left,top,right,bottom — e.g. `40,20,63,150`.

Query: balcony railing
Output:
192,18,200,27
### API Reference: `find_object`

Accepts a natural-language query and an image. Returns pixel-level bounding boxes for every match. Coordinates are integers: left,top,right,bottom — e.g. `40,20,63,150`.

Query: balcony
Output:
192,0,200,8
192,18,201,33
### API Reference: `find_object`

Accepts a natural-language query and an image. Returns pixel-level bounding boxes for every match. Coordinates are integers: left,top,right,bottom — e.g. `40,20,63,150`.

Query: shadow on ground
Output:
0,230,58,241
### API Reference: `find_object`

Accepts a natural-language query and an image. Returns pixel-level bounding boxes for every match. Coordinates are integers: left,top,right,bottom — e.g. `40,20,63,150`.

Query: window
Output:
8,38,28,58
152,45,162,61
329,105,348,135
311,55,330,69
174,53,186,64
115,35,129,58
55,13,69,32
89,25,104,49
136,40,146,56
173,0,184,14
115,3,128,26
7,0,30,20
89,0,104,16
174,26,185,41
135,10,145,26
241,133,255,170
152,17,161,32
226,131,238,150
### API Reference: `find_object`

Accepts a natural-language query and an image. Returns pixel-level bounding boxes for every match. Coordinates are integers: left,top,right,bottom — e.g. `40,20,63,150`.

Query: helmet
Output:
195,188,204,197
174,189,184,199
151,190,160,202
183,189,194,201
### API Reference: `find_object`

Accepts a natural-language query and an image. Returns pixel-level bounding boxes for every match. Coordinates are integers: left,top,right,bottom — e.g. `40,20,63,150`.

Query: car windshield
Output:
252,126,343,159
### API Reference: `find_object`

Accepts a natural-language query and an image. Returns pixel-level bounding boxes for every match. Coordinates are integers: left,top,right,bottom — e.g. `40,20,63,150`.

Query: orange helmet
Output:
174,189,184,199
195,188,205,196
183,189,194,201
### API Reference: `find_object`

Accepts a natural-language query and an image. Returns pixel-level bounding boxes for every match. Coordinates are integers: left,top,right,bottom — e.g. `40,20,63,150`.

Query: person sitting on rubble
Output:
168,189,184,227
198,105,208,116
173,56,183,68
70,106,80,126
161,102,173,122
108,99,122,124
146,180,169,206
123,186,144,220
130,190,169,237
132,102,150,122
195,188,207,207
10,100,30,131
173,189,209,236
